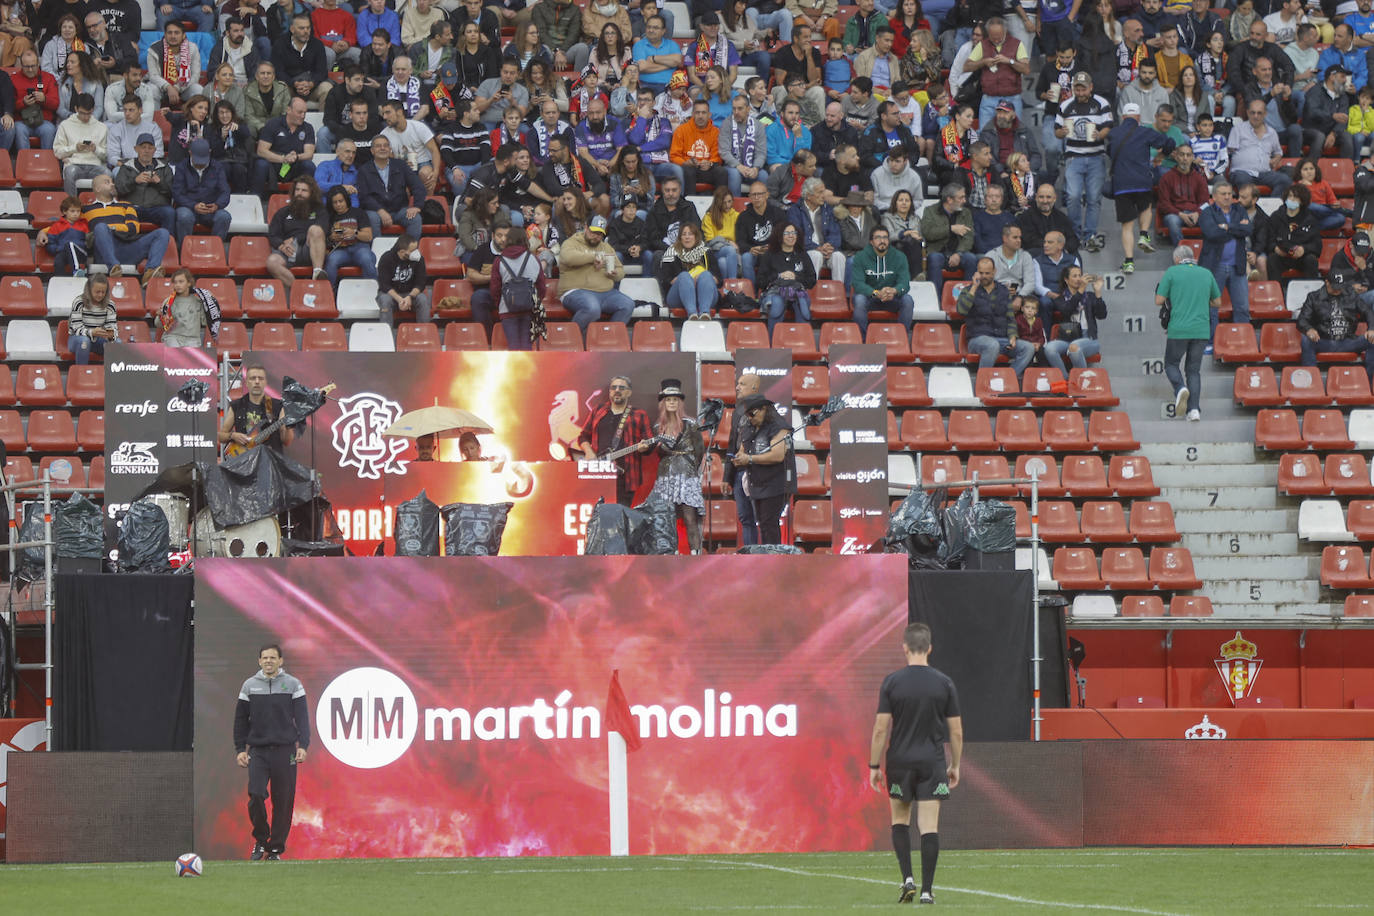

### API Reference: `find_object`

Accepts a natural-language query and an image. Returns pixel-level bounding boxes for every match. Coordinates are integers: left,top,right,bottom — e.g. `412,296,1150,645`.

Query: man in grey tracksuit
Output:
234,644,310,861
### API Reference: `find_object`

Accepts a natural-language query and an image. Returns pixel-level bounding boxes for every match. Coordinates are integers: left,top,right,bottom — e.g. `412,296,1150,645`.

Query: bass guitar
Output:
225,383,336,458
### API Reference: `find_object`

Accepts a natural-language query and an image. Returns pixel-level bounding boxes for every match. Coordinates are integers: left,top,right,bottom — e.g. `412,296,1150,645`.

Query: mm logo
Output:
315,667,418,769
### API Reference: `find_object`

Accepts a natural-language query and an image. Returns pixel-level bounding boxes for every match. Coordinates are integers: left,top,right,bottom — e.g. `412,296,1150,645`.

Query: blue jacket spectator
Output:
765,114,811,167
316,157,361,206
170,140,231,242
785,197,841,252
358,2,403,46
1316,41,1369,91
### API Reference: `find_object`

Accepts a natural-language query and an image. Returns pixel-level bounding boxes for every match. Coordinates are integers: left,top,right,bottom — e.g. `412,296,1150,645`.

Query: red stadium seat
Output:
864,323,912,361
911,323,961,362
0,366,14,405
1213,323,1262,363
290,280,339,319
1260,323,1302,363
15,364,64,406
1348,501,1374,540
27,410,77,452
1088,411,1139,451
241,279,290,319
725,320,770,353
631,321,676,351
965,454,1015,497
1246,280,1287,320
215,321,249,358
1037,501,1081,542
251,322,297,350
993,409,1042,451
1280,366,1328,405
39,456,86,488
796,453,826,496
1344,595,1374,617
712,408,734,449
1067,368,1118,407
419,238,465,276
396,323,441,351
1061,455,1112,497
301,322,348,351
1277,453,1329,495
770,322,819,360
819,321,862,357
1321,546,1374,588
888,366,931,406
1120,595,1166,617
1318,238,1342,272
1328,366,1374,405
704,500,738,543
1021,367,1068,406
1128,501,1179,543
1108,456,1159,498
586,322,631,351
1101,547,1153,590
947,409,996,451
1233,366,1282,407
1052,547,1104,590
16,149,61,188
1082,501,1131,543
808,280,849,320
1041,410,1091,451
0,410,23,451
228,237,273,276
181,236,229,275
4,455,33,484
0,276,45,316
791,366,830,405
200,277,242,318
105,275,145,318
27,190,64,228
717,279,756,320
900,410,948,451
0,232,34,273
537,321,584,351
1148,547,1203,590
1255,409,1305,450
1324,158,1355,195
976,367,1024,407
1015,455,1063,497
444,323,490,350
700,363,736,403
1326,454,1374,496
1168,595,1214,617
920,455,964,491
432,279,474,319
1302,409,1353,449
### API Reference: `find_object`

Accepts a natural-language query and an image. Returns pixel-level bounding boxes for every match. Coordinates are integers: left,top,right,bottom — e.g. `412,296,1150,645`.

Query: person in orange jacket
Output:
669,99,726,195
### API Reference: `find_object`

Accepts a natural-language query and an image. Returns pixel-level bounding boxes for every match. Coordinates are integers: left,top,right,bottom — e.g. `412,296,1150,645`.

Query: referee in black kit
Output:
869,623,963,904
234,644,311,860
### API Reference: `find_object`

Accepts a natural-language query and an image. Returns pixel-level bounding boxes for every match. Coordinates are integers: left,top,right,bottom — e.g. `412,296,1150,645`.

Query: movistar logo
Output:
933,783,950,797
890,783,902,796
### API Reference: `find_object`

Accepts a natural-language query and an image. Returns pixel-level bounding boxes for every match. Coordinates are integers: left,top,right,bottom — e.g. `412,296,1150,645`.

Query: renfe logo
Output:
315,667,798,770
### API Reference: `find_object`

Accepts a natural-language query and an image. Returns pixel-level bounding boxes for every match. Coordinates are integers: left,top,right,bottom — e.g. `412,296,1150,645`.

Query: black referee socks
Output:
920,832,939,894
890,824,913,881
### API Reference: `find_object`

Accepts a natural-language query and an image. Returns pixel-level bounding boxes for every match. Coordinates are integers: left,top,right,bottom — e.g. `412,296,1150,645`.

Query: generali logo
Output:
315,667,799,770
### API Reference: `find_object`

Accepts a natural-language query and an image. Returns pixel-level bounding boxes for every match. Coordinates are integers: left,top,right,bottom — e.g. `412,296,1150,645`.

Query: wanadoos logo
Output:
316,667,798,770
331,392,409,480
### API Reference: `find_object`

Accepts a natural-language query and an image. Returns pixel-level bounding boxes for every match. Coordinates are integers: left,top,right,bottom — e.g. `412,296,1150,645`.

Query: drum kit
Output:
141,494,282,558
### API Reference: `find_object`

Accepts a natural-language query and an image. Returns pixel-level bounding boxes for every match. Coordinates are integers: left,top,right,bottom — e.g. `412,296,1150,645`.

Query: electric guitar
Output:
225,383,336,458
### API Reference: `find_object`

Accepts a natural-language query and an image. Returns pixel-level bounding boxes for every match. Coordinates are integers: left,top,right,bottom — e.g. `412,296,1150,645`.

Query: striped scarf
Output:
161,38,189,87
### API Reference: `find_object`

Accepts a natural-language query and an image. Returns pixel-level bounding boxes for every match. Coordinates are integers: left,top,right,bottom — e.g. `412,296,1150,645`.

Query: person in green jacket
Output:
851,224,913,333
227,61,292,140
1156,243,1221,421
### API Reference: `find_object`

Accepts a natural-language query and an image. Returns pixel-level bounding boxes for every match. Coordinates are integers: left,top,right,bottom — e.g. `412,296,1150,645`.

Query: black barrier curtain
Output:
908,570,1067,741
54,574,194,751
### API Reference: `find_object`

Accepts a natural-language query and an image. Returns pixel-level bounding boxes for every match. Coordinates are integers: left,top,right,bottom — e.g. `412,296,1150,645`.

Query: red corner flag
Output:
605,670,642,752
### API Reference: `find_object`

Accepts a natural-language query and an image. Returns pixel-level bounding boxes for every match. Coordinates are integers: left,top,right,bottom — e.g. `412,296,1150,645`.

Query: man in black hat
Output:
732,392,794,546
1296,268,1374,381
1330,233,1374,304
172,138,232,244
574,375,654,506
1300,64,1354,160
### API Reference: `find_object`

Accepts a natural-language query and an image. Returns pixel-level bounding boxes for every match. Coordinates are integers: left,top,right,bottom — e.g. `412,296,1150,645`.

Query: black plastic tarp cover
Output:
967,499,1017,553
278,376,332,426
55,493,103,558
395,490,441,557
200,447,321,528
736,544,804,554
118,498,170,572
883,486,947,568
631,493,679,555
940,488,977,568
584,499,654,555
16,502,45,580
441,502,513,556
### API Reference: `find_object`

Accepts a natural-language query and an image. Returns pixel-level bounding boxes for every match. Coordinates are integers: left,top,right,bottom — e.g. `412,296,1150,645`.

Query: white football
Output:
175,853,203,877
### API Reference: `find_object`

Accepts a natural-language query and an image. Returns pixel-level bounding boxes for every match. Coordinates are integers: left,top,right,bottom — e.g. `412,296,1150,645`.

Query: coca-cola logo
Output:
166,395,212,413
840,392,883,409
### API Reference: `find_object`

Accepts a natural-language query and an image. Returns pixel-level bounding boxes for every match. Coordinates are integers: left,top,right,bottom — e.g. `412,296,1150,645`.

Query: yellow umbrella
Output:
383,406,496,439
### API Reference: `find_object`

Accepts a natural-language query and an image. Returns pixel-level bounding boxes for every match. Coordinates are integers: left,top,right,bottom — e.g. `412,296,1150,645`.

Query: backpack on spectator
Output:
498,252,537,315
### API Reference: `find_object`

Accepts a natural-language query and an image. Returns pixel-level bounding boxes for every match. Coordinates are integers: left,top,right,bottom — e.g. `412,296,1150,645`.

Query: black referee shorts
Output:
886,755,951,803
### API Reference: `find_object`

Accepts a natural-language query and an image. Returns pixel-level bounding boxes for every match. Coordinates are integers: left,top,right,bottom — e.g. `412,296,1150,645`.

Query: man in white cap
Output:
172,138,232,244
1107,101,1176,274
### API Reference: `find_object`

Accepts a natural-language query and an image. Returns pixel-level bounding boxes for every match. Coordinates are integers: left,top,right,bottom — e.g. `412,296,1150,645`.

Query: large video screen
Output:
193,556,910,859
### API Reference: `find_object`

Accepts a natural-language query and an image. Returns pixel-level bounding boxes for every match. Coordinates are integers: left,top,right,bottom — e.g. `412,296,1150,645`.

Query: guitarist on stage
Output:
218,365,298,457
574,374,653,506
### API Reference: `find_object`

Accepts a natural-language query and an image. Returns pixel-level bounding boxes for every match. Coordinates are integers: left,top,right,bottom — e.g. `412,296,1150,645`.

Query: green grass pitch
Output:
4,848,1372,913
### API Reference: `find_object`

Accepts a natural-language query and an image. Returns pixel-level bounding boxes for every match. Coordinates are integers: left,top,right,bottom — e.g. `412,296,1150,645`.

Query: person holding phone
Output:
53,92,109,196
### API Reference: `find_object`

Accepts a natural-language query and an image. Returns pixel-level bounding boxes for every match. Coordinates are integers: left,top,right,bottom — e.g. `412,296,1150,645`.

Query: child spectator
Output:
525,202,556,274
1015,295,1047,366
1189,112,1228,181
823,38,852,101
36,195,89,276
1349,87,1374,165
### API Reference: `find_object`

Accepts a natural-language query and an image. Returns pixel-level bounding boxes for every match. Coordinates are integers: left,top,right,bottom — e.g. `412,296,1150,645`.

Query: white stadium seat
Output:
6,320,58,360
1347,409,1374,450
887,453,917,496
1298,499,1354,542
45,277,85,318
1071,595,1118,618
679,319,729,361
348,323,395,352
337,279,381,320
910,281,943,321
227,195,267,235
927,366,978,407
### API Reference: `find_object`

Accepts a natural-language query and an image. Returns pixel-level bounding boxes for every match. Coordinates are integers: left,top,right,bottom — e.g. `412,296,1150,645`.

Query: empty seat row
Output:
0,409,101,452
1052,546,1203,591
1005,500,1180,544
1320,545,1374,589
4,454,100,490
876,453,1157,497
1070,594,1215,618
1234,365,1374,407
1279,453,1374,496
0,364,104,407
1255,409,1358,450
900,409,1139,453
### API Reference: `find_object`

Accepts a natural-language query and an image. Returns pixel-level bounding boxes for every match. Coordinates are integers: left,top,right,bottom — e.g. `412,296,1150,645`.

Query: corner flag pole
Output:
605,669,642,857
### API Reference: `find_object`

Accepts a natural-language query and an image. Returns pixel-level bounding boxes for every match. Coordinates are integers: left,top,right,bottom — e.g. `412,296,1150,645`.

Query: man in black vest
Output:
218,364,297,456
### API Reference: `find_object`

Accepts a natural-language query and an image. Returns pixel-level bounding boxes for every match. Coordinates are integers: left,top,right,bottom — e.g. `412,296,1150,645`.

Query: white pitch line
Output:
680,857,1194,916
